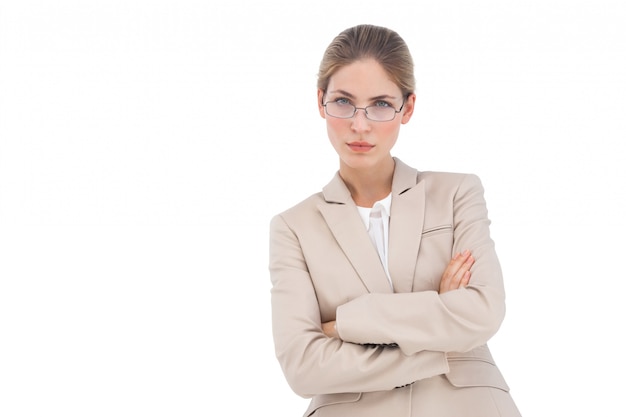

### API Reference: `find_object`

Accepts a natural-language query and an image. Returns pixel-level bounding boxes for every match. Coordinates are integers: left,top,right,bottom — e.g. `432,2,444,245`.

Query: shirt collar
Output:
356,192,392,229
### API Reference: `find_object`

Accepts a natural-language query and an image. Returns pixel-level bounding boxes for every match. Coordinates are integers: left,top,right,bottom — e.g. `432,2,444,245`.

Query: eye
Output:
333,97,351,105
373,100,391,107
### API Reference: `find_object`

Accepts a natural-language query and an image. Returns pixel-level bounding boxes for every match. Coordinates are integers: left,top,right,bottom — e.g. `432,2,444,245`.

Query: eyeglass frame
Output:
321,93,408,122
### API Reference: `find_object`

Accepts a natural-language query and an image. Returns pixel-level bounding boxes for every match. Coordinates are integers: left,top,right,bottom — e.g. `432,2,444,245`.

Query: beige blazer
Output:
269,158,521,416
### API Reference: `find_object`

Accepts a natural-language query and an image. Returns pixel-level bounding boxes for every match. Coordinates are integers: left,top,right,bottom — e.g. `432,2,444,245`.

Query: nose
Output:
350,108,371,132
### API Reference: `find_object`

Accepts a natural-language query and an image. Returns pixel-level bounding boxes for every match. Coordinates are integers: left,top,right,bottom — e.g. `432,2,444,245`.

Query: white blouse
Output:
356,193,393,290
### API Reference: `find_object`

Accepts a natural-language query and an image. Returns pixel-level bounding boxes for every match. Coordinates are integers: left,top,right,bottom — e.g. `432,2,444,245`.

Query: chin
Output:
340,153,382,170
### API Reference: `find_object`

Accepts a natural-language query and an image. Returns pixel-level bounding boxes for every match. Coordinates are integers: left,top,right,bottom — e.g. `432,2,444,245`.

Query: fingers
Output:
454,251,474,287
322,321,338,338
459,270,471,288
439,250,474,294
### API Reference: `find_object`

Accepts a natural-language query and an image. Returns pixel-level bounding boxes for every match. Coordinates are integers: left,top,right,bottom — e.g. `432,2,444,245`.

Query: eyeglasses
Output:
322,98,405,122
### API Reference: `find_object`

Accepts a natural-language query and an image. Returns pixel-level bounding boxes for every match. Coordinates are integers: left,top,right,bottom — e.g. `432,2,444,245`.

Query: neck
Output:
339,157,395,208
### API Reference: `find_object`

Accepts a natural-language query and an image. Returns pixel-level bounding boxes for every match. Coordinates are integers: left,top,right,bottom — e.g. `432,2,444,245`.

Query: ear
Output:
317,89,326,119
400,93,416,124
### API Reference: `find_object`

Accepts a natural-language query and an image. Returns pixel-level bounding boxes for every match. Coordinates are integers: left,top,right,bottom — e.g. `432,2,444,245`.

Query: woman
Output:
269,24,521,417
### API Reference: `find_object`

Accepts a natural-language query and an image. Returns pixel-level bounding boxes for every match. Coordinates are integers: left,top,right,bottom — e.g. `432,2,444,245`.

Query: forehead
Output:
327,59,401,98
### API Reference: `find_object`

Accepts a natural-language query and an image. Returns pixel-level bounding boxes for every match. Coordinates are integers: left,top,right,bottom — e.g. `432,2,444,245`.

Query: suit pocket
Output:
421,224,453,237
304,392,361,417
444,359,510,392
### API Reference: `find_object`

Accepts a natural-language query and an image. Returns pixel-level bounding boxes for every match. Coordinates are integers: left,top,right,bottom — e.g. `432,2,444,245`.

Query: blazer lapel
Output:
388,158,425,293
319,172,392,294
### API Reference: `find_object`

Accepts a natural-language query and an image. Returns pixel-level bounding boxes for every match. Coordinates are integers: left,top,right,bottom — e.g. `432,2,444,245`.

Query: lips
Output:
347,141,374,152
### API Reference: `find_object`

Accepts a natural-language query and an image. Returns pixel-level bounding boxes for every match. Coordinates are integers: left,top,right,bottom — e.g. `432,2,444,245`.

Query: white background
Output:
1,1,625,416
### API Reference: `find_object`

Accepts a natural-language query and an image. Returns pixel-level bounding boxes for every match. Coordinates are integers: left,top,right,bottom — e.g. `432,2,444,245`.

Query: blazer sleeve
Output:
269,214,449,398
335,174,506,355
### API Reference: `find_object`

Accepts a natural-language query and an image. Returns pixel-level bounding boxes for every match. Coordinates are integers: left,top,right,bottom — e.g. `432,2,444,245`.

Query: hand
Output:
439,250,474,294
322,321,339,338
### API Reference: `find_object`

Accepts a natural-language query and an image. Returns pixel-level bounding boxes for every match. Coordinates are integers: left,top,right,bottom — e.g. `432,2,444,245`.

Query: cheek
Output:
378,122,401,140
326,118,347,139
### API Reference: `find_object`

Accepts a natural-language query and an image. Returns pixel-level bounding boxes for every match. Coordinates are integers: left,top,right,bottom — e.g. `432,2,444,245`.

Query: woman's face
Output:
318,58,415,172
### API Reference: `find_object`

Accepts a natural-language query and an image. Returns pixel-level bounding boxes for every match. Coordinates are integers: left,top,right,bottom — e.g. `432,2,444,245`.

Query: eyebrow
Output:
327,89,399,101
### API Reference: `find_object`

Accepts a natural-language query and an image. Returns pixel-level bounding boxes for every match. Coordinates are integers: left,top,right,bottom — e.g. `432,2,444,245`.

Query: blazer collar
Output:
388,158,425,293
319,171,391,293
318,158,425,293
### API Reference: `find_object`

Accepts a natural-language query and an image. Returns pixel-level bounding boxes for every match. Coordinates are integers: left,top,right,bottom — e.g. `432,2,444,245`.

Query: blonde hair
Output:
317,24,415,96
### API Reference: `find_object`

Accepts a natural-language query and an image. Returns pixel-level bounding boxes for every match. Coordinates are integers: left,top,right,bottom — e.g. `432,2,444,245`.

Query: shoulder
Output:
417,171,483,193
418,170,480,183
393,158,483,193
270,191,326,227
271,170,348,228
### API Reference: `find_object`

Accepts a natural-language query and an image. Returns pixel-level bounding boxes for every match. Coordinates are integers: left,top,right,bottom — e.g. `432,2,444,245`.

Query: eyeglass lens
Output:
325,102,397,121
